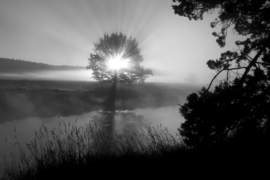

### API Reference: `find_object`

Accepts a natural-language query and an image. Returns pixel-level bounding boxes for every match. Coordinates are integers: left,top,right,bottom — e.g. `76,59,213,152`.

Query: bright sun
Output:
106,54,130,70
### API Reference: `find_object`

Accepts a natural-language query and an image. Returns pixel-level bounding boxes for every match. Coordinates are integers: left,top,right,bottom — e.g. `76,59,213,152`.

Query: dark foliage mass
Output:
180,81,270,148
173,0,270,147
87,32,152,84
0,58,84,73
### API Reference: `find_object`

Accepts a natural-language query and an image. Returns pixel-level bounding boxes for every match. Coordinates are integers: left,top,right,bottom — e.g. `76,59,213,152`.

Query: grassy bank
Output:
1,121,184,179
2,119,269,180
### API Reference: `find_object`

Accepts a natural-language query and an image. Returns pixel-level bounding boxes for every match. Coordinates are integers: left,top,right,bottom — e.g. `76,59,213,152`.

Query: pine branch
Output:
238,37,270,86
207,67,247,91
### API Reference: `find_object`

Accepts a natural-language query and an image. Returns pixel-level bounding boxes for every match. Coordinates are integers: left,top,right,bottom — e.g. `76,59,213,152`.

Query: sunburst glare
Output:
106,53,130,70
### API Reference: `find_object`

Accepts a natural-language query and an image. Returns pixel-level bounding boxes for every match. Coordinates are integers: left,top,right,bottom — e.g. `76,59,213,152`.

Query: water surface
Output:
0,106,184,176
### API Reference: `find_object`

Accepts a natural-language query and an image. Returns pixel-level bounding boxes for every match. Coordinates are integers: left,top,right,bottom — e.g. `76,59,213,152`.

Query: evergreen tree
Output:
173,0,270,147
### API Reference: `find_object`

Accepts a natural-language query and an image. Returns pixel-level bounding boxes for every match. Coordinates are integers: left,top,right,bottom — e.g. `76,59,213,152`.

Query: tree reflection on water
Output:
89,110,149,151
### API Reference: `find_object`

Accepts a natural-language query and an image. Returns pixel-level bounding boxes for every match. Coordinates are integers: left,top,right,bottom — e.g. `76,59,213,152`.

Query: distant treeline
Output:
0,58,85,73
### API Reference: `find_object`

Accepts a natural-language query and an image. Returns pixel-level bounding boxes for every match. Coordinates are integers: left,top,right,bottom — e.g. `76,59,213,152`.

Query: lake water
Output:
0,106,184,177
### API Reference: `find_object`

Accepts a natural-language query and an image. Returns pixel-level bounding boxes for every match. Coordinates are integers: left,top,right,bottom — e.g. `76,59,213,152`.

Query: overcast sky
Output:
0,0,243,84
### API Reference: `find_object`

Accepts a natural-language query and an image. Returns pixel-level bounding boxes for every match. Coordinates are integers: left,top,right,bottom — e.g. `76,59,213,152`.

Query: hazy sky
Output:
0,0,242,84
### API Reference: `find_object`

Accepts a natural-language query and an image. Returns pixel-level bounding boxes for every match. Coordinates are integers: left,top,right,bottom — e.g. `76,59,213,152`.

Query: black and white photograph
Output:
0,0,269,179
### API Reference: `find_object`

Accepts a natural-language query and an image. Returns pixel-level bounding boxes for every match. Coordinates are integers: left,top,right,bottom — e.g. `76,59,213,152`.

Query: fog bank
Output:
0,70,93,81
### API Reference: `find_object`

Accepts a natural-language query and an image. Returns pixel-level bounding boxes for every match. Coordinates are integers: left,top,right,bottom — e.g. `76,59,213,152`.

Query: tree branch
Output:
207,67,247,91
256,61,270,67
238,37,270,86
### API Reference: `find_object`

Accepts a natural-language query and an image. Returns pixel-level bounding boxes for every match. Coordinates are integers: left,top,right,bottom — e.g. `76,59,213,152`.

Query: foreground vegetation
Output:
2,121,181,179
1,119,269,180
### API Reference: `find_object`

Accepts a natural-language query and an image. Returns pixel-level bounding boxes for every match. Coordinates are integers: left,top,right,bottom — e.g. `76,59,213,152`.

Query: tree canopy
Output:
87,32,152,84
173,0,270,147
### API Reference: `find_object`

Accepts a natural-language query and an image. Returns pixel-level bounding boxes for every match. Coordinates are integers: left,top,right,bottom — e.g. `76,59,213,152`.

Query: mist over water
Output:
0,70,93,81
0,79,199,178
0,106,184,176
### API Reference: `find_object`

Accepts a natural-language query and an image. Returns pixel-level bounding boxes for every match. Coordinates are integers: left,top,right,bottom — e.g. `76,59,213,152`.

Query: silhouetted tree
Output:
87,32,152,85
87,32,153,111
173,0,270,147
